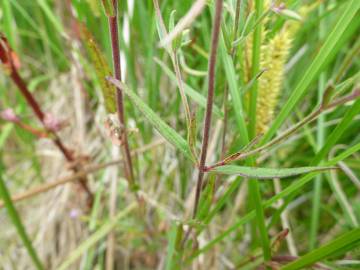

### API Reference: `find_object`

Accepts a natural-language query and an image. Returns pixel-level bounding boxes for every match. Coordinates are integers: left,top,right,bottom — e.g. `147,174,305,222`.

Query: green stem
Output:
248,0,271,263
310,3,327,250
249,0,263,138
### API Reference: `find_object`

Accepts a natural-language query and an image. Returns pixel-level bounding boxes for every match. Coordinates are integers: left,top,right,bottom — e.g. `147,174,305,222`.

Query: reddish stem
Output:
1,36,92,203
192,0,224,218
108,0,135,186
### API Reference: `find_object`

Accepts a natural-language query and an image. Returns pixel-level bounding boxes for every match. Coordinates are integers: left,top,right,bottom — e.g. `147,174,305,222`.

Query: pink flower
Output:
43,113,62,132
0,108,19,122
69,208,81,219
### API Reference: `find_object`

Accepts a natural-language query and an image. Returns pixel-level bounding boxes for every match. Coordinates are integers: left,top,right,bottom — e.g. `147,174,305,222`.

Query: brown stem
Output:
108,0,135,187
1,35,93,204
192,0,224,219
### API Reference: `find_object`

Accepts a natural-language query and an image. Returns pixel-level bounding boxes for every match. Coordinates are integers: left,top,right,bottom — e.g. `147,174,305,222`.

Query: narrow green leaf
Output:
211,165,335,179
80,24,116,113
196,174,215,221
100,0,115,17
165,221,181,270
281,229,360,270
58,203,136,270
261,0,360,144
107,78,194,161
0,172,44,270
219,33,248,146
169,11,181,50
155,58,224,118
36,0,65,33
86,0,101,16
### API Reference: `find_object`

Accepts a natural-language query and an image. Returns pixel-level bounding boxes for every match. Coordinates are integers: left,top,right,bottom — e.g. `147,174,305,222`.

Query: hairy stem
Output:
192,0,224,219
108,0,135,187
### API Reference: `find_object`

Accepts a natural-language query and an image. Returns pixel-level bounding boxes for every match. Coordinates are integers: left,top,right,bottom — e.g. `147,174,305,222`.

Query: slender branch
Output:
205,89,360,171
108,0,135,187
192,0,224,219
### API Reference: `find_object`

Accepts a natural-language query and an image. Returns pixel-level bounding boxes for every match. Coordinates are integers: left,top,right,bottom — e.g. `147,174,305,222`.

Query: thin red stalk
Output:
192,0,224,219
107,1,135,187
11,71,45,120
1,36,92,202
11,69,77,162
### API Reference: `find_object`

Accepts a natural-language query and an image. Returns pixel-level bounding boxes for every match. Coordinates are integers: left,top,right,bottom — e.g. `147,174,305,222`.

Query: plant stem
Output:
108,0,135,187
192,0,223,219
310,2,327,250
249,0,263,139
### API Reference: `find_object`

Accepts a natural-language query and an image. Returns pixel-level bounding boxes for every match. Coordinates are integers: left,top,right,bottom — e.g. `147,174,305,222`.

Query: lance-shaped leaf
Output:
211,165,335,179
107,77,194,161
80,24,116,113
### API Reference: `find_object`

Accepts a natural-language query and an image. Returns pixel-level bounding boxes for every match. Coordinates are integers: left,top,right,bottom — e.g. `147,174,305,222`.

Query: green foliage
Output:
1,0,359,269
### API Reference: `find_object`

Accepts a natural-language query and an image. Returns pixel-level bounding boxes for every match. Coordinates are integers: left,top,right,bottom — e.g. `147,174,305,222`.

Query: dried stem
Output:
108,0,135,187
0,139,164,209
192,0,224,219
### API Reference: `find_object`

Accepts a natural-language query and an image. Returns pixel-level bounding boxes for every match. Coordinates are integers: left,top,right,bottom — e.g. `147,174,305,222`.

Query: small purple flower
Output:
0,108,19,122
69,208,81,219
43,113,62,132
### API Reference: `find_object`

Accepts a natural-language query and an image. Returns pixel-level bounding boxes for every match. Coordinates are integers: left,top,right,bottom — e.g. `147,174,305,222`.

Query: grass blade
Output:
219,33,248,146
281,229,360,270
0,172,44,270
